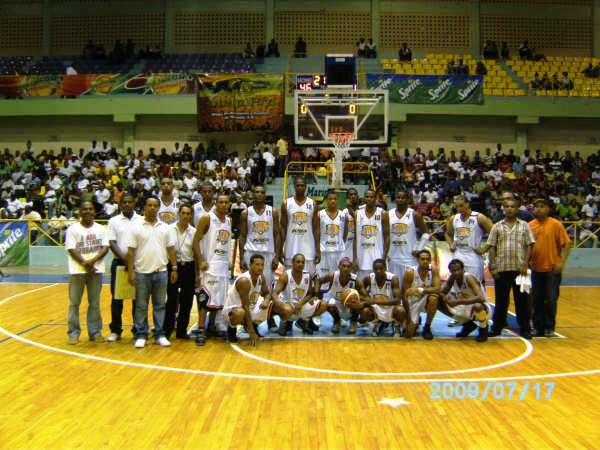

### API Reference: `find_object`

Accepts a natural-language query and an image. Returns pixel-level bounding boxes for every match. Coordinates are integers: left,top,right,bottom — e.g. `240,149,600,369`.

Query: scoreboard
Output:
296,74,326,91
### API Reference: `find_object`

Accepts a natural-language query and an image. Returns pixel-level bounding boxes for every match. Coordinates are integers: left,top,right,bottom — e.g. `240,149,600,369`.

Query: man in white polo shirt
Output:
106,193,143,342
65,201,109,345
127,196,178,348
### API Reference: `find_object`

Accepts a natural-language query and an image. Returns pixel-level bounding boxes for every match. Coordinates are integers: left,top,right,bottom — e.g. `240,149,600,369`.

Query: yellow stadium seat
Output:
492,88,502,95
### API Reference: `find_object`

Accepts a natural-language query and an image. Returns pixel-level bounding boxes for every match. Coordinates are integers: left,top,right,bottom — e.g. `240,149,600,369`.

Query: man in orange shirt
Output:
529,198,571,338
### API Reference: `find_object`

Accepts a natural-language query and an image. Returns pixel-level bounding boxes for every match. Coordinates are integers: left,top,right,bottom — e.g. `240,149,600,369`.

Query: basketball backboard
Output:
294,89,389,146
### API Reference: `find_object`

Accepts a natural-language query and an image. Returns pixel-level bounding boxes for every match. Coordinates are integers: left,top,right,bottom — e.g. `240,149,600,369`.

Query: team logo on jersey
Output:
392,223,408,235
253,220,270,235
456,227,471,245
292,212,308,225
293,288,305,299
326,224,340,237
361,224,378,239
291,212,309,234
215,229,231,250
373,294,389,302
159,211,177,224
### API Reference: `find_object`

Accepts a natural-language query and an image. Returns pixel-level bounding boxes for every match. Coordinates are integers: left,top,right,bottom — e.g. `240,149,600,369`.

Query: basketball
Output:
341,288,360,306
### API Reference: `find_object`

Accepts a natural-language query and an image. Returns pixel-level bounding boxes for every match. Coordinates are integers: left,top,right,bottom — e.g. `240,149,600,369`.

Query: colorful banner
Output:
367,74,484,104
196,73,284,132
0,73,196,97
0,222,29,266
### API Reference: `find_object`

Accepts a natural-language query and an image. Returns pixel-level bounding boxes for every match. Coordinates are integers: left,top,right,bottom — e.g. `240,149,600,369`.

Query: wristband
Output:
418,287,424,294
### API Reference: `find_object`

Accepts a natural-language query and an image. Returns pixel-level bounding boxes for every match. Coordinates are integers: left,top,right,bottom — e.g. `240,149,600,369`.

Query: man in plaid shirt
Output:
486,199,535,339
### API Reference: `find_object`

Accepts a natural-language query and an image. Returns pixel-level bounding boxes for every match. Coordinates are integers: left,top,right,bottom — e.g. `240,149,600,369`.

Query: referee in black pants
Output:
165,204,197,339
107,194,143,342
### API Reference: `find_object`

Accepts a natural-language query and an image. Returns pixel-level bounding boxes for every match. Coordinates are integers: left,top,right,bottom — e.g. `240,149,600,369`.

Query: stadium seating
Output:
507,56,600,97
142,53,254,74
0,56,32,75
380,54,526,97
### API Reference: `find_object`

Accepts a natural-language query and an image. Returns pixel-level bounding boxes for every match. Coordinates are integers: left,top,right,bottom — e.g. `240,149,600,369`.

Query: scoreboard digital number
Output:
296,74,326,91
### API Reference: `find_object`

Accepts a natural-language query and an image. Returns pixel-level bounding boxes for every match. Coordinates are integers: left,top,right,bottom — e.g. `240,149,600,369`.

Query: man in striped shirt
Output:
486,199,535,339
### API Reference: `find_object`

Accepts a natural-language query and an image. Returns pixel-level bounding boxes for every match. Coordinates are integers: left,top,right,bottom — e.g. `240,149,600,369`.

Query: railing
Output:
1,219,598,249
0,219,108,247
282,160,375,200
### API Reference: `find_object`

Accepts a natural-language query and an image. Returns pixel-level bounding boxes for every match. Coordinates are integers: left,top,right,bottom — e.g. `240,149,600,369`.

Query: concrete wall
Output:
1,0,599,56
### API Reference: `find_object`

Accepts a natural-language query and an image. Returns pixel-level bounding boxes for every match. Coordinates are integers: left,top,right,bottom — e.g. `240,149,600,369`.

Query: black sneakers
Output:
477,326,488,342
456,321,478,338
227,326,239,343
295,319,313,335
422,324,434,340
195,329,206,346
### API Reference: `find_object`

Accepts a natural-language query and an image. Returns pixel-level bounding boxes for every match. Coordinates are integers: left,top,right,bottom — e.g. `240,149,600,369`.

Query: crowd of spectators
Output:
531,71,574,91
1,138,599,246
356,38,377,58
82,39,161,63
244,39,280,59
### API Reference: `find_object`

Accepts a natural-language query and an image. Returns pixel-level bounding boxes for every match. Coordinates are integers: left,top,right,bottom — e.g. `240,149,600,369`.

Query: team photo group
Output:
65,175,569,348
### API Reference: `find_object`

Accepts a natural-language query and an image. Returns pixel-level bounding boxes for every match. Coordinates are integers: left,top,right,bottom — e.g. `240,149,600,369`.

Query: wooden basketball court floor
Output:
0,281,598,449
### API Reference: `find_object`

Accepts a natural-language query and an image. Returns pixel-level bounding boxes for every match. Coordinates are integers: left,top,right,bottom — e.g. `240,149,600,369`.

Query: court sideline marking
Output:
0,284,598,384
229,339,533,376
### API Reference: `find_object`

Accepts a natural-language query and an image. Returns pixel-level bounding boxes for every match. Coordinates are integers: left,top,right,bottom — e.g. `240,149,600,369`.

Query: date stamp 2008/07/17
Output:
429,381,556,401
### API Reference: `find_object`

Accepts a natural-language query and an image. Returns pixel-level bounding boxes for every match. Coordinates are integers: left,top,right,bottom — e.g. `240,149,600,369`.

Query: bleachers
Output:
142,53,254,74
0,56,32,75
380,54,526,97
507,56,600,97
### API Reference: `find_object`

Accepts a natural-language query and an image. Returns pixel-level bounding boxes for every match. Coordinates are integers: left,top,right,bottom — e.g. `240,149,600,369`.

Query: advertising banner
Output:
367,74,484,104
196,73,284,132
0,221,29,266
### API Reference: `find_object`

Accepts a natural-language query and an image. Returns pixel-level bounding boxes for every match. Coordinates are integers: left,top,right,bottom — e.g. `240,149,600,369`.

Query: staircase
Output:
498,59,529,94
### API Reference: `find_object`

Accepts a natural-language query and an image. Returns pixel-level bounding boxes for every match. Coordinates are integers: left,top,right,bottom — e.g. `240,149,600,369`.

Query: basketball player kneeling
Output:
317,257,367,334
401,250,441,340
223,254,289,345
359,259,406,337
439,259,490,342
272,253,327,335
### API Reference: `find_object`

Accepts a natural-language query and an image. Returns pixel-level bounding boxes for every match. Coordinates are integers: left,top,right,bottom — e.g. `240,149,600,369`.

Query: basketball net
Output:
329,132,353,188
330,132,354,161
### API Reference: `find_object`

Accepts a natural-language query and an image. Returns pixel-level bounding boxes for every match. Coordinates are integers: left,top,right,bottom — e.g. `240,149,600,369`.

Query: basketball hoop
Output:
329,132,353,189
330,132,354,160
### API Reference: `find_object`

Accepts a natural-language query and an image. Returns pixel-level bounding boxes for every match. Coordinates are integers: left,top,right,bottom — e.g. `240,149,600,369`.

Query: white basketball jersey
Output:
368,272,394,303
453,212,484,266
201,212,232,276
158,196,180,224
319,209,346,253
388,207,418,264
449,272,491,310
449,272,487,300
225,271,263,310
329,270,357,303
407,266,432,302
284,197,315,260
283,269,311,304
245,205,275,253
193,201,215,227
356,207,384,271
342,208,355,259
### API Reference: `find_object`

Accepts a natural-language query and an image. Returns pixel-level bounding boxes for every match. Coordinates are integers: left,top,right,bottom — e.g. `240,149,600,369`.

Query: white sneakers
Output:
157,336,171,347
135,337,171,348
107,333,121,342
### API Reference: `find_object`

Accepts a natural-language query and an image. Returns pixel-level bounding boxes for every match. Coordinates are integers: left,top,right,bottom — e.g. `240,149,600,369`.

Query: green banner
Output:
0,221,29,266
367,74,484,104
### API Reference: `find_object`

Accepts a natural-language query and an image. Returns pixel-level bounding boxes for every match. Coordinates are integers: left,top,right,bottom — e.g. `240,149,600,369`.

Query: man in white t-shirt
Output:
581,199,598,221
127,196,178,348
263,150,276,183
65,201,109,345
